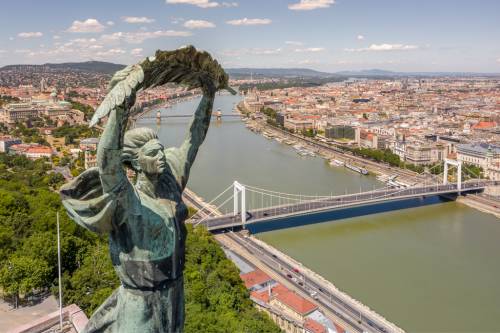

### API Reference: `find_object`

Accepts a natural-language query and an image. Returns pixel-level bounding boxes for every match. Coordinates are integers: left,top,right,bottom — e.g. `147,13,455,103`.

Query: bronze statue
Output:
60,46,234,332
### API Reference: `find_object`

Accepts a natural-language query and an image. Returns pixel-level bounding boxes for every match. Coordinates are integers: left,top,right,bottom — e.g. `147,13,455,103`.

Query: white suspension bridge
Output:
190,159,499,231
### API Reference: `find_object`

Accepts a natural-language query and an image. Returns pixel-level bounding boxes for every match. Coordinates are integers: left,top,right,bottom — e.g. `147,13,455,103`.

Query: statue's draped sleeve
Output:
59,167,130,234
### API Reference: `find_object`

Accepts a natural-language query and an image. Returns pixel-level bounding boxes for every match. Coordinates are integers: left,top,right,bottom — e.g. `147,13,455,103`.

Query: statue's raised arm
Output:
90,46,235,190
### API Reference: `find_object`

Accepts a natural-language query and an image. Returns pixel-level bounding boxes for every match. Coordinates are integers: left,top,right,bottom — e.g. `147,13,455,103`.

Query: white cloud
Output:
497,58,500,63
96,48,126,57
107,21,115,26
100,30,192,44
17,32,43,38
9,37,14,41
122,16,155,24
15,49,31,53
289,0,335,11
53,35,61,40
222,2,238,7
67,19,105,33
171,16,185,24
285,41,303,46
344,44,419,52
295,59,320,65
220,48,282,56
294,47,325,52
183,20,216,29
226,18,272,26
131,48,144,56
357,35,364,40
0,50,6,54
166,0,220,8
65,38,102,49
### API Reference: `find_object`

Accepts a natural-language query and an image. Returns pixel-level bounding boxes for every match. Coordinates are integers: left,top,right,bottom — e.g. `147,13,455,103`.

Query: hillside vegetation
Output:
0,153,279,332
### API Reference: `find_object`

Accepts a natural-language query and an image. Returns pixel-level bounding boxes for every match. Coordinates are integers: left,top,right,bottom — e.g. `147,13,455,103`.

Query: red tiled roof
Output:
240,269,271,289
250,290,270,304
273,288,317,315
304,318,327,333
472,121,497,129
26,146,52,154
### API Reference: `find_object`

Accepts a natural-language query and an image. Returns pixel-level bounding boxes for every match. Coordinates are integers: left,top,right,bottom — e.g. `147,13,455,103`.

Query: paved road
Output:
225,232,404,333
203,181,495,231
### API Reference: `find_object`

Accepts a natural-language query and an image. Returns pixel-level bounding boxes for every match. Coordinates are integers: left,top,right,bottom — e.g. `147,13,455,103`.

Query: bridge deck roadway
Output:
203,181,496,231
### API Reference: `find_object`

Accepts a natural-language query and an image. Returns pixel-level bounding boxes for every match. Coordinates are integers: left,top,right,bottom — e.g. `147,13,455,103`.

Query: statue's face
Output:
138,139,167,175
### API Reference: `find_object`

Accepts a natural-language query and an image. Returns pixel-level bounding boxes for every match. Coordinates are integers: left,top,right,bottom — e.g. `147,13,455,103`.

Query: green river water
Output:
137,94,500,332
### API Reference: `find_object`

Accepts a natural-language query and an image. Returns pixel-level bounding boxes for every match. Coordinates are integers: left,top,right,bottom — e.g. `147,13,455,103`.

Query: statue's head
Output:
122,127,167,175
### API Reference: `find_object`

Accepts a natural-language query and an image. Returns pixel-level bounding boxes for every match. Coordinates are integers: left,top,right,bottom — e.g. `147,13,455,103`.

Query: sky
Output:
1,0,500,72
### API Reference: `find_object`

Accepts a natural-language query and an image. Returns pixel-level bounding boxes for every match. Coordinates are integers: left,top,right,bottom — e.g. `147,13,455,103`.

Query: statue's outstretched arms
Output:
91,64,143,193
97,104,130,194
169,81,216,190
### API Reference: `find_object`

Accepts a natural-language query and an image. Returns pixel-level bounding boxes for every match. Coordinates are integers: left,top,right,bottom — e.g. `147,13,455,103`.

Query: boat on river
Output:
345,163,369,175
330,159,345,167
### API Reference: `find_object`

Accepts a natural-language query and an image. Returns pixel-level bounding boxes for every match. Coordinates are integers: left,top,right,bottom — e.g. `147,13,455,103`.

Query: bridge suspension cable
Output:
191,183,234,219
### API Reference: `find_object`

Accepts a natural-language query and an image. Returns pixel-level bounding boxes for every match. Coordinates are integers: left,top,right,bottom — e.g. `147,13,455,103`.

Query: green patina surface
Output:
60,46,234,333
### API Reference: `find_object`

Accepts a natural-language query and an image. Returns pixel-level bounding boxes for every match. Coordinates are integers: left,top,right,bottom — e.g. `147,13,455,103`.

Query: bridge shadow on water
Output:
245,194,457,234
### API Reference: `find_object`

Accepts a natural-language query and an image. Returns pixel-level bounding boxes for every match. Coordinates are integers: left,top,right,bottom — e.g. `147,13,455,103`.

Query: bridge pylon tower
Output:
443,158,462,191
233,181,246,226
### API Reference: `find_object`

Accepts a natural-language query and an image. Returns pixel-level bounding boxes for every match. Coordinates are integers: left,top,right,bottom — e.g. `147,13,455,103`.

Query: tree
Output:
0,255,51,308
184,225,280,333
47,172,66,189
63,242,119,316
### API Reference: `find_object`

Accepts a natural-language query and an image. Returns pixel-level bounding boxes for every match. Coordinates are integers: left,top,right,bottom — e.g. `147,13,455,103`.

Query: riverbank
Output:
458,194,500,218
245,116,421,185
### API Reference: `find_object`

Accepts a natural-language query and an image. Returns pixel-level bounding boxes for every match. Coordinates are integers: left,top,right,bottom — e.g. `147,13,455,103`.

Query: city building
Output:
240,269,274,291
9,143,53,159
325,125,355,140
355,128,388,150
457,143,500,171
0,136,22,153
80,138,99,169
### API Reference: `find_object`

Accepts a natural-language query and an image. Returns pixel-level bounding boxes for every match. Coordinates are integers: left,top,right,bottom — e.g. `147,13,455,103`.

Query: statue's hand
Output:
199,75,217,97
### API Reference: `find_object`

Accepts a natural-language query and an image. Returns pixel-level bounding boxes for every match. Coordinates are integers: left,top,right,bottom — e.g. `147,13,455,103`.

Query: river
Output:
137,94,500,332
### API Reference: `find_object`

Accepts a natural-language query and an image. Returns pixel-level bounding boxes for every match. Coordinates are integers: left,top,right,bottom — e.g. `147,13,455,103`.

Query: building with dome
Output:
0,89,79,124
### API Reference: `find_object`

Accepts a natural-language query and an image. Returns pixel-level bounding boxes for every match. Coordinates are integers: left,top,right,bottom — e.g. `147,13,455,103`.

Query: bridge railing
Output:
202,180,496,227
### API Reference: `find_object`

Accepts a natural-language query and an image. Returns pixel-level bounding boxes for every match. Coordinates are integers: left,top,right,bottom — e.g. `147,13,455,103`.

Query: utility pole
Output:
57,212,63,331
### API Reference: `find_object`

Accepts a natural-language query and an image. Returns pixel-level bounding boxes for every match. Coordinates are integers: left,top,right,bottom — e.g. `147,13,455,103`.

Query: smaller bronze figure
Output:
60,46,234,332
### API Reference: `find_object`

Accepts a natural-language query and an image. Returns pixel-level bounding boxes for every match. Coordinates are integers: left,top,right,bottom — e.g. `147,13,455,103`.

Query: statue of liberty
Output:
60,46,235,332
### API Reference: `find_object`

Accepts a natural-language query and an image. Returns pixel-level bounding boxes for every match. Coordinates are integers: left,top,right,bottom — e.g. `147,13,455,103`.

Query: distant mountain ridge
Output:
226,67,334,78
230,67,500,78
2,61,499,78
0,61,126,74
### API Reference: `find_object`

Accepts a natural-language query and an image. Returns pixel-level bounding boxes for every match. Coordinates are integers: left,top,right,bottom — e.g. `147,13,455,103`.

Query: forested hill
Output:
0,61,125,74
227,67,334,78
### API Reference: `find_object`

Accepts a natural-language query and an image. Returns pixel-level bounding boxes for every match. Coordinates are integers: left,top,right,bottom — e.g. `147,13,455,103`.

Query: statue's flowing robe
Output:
60,160,188,333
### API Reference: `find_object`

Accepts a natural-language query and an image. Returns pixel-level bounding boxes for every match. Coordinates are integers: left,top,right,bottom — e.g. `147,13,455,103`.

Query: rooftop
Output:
240,269,272,289
272,284,318,316
457,143,500,154
304,318,327,333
